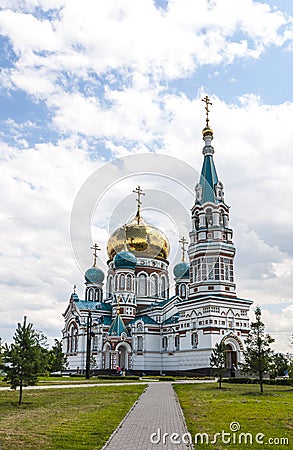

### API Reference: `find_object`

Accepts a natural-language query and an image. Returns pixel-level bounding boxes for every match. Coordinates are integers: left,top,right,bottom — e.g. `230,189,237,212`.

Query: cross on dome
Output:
132,185,145,224
179,236,187,262
202,95,213,127
90,243,101,266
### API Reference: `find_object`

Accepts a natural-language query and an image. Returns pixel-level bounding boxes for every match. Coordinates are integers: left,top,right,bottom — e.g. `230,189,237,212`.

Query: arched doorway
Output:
118,345,127,369
225,343,237,368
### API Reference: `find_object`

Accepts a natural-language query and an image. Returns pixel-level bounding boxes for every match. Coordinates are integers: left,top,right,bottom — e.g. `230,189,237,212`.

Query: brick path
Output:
102,382,193,450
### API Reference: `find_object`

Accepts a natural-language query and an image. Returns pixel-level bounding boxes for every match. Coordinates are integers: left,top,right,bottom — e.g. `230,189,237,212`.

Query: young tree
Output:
210,340,227,389
241,307,275,393
269,353,289,378
1,317,45,405
49,339,68,373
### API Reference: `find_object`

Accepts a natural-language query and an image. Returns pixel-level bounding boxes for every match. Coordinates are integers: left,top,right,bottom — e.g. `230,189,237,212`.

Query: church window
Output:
119,274,125,290
108,276,113,297
138,273,147,296
150,274,158,296
175,335,180,351
69,325,78,353
206,208,213,227
126,274,132,290
191,332,198,348
137,336,143,352
215,259,220,280
208,263,214,280
162,336,168,351
180,284,186,298
161,276,166,298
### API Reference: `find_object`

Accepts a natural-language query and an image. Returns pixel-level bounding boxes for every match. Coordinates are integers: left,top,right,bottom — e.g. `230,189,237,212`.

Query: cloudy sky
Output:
0,0,292,352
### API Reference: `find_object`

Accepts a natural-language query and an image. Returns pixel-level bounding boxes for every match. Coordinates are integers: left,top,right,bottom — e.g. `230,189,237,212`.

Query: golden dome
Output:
107,217,170,261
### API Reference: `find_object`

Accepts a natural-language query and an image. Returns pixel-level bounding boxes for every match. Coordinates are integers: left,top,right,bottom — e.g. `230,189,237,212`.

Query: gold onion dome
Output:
107,216,170,261
202,126,213,138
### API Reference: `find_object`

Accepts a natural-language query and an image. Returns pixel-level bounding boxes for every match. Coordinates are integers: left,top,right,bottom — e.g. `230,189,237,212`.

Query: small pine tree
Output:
1,317,45,405
49,339,68,373
241,307,274,393
210,341,226,389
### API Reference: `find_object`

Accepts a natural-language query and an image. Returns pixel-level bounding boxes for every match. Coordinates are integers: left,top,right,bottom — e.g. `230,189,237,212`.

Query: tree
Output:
1,317,46,405
210,340,226,389
241,307,275,393
49,339,68,373
269,353,289,378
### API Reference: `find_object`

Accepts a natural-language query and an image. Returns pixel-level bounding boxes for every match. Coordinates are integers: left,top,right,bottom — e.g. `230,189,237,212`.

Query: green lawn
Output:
0,385,145,449
175,383,293,449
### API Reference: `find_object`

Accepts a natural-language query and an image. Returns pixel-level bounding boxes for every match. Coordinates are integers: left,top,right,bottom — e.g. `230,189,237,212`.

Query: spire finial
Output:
202,95,212,127
179,236,187,262
132,185,145,225
90,243,101,266
73,284,76,294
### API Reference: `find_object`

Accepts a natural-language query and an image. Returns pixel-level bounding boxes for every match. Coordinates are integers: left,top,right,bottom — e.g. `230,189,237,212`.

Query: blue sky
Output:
0,0,292,352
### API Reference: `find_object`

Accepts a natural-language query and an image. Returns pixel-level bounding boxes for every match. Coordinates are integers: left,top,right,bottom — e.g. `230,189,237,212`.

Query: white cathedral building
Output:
62,98,253,375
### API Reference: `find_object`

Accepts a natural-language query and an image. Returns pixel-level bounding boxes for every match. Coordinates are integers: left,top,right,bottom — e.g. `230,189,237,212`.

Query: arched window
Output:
162,336,168,351
150,274,158,296
108,276,113,296
180,284,186,298
175,335,180,351
126,274,132,291
119,274,125,290
161,276,166,298
191,332,198,348
206,208,213,227
69,325,78,353
138,273,147,296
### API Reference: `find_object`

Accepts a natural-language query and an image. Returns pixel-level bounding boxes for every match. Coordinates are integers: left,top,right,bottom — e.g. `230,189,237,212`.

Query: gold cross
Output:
179,236,187,262
132,185,145,224
202,95,213,127
90,243,101,266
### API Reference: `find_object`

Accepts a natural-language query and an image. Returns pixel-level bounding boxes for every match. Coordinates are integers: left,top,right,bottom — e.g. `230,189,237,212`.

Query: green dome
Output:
173,262,190,279
85,266,104,284
114,251,137,269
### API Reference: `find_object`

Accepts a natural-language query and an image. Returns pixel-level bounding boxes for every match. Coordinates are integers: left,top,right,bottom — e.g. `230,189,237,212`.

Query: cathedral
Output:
62,97,253,375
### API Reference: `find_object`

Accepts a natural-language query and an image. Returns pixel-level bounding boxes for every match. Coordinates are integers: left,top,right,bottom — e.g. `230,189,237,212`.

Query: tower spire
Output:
179,237,187,262
90,243,101,267
132,185,145,225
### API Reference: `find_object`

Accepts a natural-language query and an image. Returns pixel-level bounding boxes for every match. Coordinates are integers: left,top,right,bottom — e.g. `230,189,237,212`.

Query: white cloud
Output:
0,0,292,353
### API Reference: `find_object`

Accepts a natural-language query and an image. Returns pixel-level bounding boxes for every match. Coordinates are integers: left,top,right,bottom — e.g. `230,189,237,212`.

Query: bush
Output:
97,375,140,380
158,376,175,381
222,377,291,386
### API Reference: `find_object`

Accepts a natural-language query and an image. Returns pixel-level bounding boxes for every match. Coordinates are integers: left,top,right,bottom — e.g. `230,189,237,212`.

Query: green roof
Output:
199,154,219,204
74,300,112,311
108,314,129,336
128,315,158,326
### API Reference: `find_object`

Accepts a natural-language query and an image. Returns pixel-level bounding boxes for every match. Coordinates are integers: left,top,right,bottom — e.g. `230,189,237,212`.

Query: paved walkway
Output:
102,382,193,450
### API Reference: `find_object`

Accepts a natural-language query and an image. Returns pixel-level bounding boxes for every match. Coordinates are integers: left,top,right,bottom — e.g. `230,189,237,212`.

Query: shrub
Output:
158,376,175,381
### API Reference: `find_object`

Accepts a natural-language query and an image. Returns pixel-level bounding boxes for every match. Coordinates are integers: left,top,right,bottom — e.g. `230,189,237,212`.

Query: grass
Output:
175,383,293,449
0,384,145,449
0,375,143,387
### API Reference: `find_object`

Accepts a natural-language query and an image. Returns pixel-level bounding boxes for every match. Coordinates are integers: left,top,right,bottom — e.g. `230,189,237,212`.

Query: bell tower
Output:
188,96,236,299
